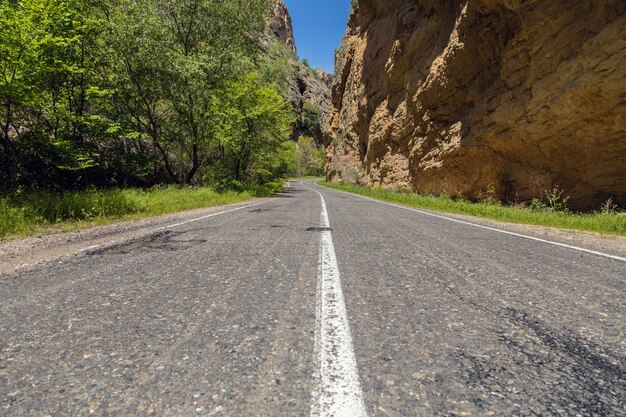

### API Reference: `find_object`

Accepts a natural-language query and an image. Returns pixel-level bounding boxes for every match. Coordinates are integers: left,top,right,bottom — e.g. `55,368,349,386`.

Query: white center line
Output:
316,183,626,263
303,183,368,417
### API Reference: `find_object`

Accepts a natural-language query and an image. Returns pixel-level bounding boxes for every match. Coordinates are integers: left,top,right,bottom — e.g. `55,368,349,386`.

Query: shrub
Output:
544,186,570,213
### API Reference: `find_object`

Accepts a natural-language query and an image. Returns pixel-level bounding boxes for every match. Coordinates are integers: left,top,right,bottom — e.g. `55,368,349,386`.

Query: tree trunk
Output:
185,143,200,185
1,104,16,188
234,157,241,182
0,132,14,188
154,141,179,184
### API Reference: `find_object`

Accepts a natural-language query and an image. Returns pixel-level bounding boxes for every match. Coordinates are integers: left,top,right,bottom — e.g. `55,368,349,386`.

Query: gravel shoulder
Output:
440,211,626,257
318,183,626,258
0,198,268,274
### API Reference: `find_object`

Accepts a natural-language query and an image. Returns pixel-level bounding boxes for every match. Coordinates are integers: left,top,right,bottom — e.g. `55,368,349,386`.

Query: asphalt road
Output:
1,180,624,416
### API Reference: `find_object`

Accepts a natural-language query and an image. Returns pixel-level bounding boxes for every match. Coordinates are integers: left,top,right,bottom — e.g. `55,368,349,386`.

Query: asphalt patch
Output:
249,208,271,213
89,231,207,255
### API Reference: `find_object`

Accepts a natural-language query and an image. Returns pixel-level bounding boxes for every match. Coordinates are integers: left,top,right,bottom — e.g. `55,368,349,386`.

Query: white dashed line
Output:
303,183,368,417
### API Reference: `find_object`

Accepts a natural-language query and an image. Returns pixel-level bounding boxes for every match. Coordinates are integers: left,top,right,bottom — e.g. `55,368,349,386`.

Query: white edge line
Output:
76,202,266,254
79,244,102,252
159,202,265,229
313,182,626,263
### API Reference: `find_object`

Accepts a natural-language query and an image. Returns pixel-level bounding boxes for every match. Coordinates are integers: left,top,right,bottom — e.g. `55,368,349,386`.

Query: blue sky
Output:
283,0,351,73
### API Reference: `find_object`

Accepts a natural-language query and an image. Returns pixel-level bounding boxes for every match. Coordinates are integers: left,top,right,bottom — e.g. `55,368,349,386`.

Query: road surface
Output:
1,180,625,416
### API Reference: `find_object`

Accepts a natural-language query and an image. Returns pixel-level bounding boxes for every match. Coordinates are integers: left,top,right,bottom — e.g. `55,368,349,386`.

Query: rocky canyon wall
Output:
268,1,332,144
325,0,626,210
269,0,296,52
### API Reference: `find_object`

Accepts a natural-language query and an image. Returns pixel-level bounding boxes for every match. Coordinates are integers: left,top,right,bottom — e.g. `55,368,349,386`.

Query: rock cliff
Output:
326,0,626,210
268,0,332,144
269,0,296,53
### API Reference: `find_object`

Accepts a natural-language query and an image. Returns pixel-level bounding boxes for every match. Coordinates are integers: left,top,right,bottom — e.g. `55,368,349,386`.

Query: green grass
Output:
320,182,626,236
0,180,285,240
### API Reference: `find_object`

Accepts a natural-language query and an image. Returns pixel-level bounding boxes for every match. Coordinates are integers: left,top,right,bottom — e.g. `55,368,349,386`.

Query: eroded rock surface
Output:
268,0,332,144
269,0,296,52
326,0,626,210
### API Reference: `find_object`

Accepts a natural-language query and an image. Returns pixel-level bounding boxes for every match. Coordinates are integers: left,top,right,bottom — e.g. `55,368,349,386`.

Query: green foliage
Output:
0,0,296,192
600,197,618,214
104,0,272,185
258,42,297,91
258,140,298,182
301,100,321,137
544,186,570,213
321,182,626,236
0,188,137,237
527,187,571,213
295,136,324,176
211,73,295,183
0,0,107,187
0,0,300,237
529,198,545,211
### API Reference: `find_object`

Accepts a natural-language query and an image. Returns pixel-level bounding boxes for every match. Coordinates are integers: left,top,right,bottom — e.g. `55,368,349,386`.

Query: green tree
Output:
301,100,321,138
159,0,269,184
296,135,324,176
214,73,295,183
0,0,300,191
0,0,44,185
103,0,175,182
0,0,106,188
37,0,105,171
105,0,270,185
258,42,296,92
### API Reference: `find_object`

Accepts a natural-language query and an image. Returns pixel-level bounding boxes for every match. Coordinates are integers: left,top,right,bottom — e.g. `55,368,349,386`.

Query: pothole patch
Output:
249,208,271,213
90,231,206,255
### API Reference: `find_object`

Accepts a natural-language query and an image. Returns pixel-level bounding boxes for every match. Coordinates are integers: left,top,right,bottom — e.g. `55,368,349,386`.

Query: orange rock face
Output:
325,0,626,210
270,0,296,53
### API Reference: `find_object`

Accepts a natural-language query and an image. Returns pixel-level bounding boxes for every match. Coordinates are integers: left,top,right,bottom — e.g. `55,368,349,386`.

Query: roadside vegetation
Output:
0,0,326,239
320,182,626,236
0,181,284,239
1,0,295,189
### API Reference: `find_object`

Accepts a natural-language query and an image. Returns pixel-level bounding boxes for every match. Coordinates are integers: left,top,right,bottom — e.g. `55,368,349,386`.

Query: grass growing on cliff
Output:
320,182,626,236
0,181,284,239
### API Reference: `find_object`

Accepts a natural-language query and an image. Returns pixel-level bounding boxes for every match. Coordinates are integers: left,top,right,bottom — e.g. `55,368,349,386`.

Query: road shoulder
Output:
0,199,268,274
315,181,626,258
